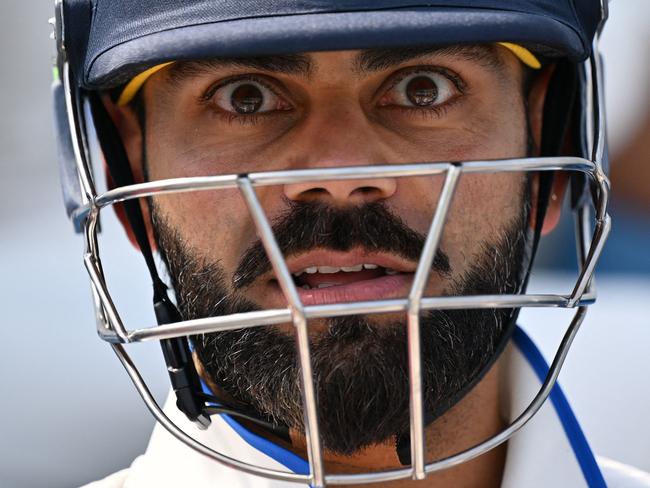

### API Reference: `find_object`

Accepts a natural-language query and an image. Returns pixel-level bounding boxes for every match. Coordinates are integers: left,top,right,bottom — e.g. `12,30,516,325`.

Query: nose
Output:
283,110,397,206
283,169,397,205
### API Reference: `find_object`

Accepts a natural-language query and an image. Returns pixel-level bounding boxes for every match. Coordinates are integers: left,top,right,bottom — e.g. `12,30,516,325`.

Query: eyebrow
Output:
354,44,505,74
167,54,313,86
166,44,506,87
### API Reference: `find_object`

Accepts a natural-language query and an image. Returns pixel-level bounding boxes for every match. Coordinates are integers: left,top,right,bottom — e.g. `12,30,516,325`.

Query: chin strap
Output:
89,92,210,428
395,60,579,465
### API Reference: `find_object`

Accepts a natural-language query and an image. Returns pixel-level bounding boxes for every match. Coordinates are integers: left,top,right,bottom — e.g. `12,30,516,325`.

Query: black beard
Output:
153,197,530,455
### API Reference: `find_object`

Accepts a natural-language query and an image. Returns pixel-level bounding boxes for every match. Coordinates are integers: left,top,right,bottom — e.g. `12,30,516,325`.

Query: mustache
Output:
232,200,451,289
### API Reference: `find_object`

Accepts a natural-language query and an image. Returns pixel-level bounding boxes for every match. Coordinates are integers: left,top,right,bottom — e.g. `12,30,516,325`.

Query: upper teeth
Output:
293,263,388,277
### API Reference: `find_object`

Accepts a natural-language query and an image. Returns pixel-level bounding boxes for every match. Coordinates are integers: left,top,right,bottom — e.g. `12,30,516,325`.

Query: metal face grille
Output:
60,39,611,487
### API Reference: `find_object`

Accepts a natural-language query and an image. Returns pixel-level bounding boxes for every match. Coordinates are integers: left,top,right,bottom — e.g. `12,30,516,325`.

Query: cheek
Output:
152,189,257,271
439,173,526,273
151,184,291,278
378,118,527,170
378,88,528,164
148,110,298,178
390,171,525,277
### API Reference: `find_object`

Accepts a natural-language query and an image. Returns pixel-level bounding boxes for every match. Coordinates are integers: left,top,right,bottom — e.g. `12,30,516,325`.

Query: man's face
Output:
119,45,539,457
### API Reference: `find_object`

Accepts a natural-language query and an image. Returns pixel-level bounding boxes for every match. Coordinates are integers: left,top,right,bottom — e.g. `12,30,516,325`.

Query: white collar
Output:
123,328,606,488
499,328,606,488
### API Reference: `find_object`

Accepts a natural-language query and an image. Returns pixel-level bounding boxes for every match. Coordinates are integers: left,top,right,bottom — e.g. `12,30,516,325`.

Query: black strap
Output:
89,92,208,425
89,92,168,299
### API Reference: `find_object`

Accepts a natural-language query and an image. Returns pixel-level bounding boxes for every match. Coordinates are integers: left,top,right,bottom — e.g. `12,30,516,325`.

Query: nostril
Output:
346,185,387,203
299,187,329,201
356,186,381,195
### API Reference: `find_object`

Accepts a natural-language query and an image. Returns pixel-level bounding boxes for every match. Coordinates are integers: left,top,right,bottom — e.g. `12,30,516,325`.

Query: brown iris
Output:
406,76,438,107
231,84,264,114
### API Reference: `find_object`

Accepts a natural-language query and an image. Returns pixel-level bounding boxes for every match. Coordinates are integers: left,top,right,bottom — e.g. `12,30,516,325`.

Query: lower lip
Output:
271,274,414,306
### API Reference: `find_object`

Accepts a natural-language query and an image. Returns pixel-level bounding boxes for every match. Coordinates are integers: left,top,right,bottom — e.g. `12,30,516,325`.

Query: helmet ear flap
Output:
52,0,95,232
53,75,85,232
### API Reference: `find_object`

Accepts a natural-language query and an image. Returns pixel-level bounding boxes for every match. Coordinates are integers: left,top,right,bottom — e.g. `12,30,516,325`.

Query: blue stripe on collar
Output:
220,414,310,475
513,327,607,488
197,373,310,475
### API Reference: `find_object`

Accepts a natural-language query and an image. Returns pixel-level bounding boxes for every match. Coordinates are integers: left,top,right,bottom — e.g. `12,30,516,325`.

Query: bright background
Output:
1,1,649,486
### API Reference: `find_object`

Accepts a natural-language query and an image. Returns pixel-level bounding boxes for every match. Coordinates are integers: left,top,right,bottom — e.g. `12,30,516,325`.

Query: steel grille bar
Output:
83,208,132,343
575,205,596,297
126,292,596,343
569,213,610,305
246,157,590,185
568,40,612,305
85,253,127,342
590,37,607,166
62,61,95,203
82,206,115,340
238,178,325,488
92,157,595,210
406,165,461,478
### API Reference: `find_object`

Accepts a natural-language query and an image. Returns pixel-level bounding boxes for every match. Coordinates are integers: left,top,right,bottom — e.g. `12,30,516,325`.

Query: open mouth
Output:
292,263,401,290
265,251,418,306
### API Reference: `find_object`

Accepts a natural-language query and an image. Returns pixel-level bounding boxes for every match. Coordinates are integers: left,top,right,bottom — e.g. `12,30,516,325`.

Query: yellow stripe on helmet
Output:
499,42,542,69
117,62,174,106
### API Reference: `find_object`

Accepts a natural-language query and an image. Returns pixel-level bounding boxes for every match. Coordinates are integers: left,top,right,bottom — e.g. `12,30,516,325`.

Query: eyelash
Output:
200,74,289,126
383,101,455,120
387,66,465,94
201,66,465,125
219,112,268,126
378,66,465,118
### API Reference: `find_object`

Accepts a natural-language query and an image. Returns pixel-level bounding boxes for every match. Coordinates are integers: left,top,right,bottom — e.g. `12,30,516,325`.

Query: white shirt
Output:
85,328,650,488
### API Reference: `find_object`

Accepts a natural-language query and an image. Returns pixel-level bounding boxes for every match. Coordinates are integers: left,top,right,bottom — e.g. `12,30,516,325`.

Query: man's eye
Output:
380,71,457,109
211,78,289,115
